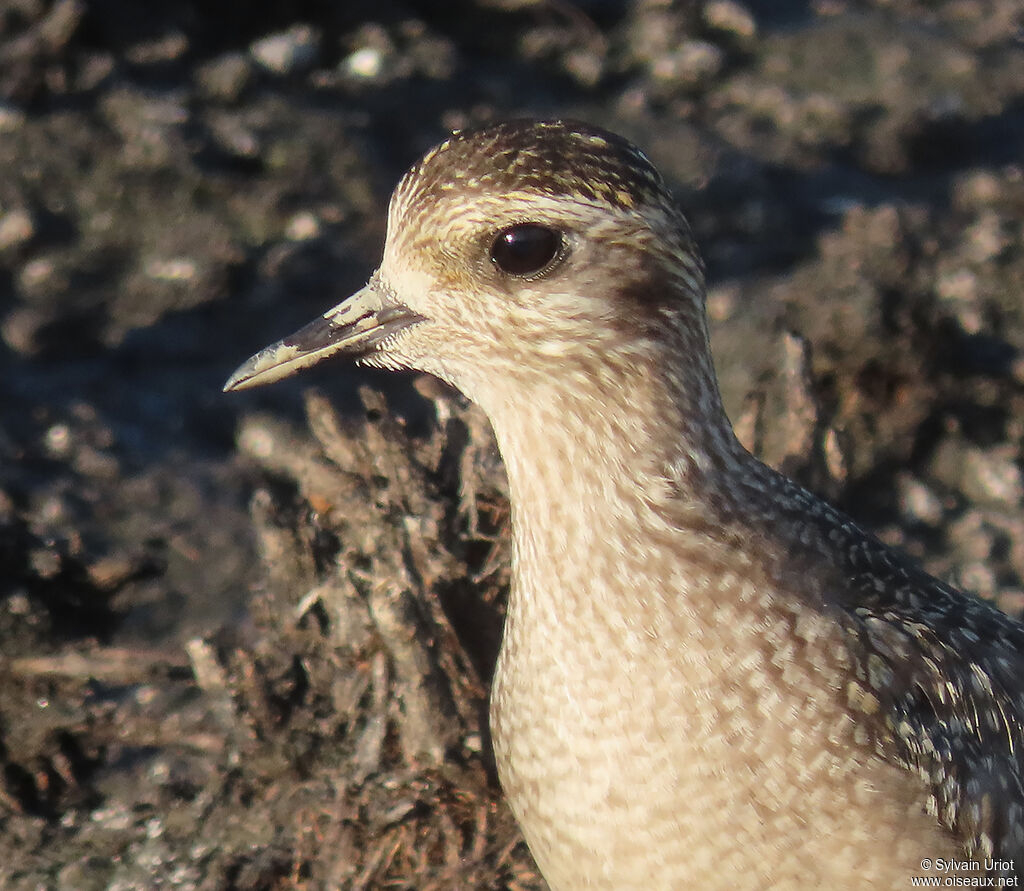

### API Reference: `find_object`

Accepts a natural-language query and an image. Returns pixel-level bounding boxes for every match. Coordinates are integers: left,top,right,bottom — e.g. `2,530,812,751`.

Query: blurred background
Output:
2,1,1023,887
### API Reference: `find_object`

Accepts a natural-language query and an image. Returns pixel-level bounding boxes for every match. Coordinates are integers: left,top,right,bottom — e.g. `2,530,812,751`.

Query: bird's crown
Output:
395,119,677,214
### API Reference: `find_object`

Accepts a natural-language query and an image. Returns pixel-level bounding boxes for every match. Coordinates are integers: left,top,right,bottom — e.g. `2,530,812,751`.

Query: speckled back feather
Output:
732,464,1024,870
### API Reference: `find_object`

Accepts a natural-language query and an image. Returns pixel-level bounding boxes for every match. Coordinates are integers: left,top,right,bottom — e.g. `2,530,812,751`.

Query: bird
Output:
225,119,1024,889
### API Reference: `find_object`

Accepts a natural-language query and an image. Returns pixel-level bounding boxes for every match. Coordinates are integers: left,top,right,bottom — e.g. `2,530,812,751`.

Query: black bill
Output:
223,278,424,392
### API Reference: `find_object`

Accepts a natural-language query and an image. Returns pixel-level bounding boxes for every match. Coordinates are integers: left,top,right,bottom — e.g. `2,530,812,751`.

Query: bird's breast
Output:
488,557,960,890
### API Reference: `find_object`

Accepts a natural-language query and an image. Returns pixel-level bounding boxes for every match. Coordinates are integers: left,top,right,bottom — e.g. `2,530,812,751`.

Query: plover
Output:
226,120,1024,890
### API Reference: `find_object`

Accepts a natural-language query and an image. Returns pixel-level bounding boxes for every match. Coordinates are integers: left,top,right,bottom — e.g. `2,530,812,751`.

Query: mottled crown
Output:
395,119,678,214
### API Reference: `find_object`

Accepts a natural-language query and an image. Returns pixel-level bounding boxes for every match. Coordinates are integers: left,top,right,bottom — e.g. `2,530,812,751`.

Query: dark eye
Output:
490,224,563,277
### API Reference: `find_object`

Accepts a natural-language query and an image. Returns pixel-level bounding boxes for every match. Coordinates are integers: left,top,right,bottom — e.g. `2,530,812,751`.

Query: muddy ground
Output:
2,1,1024,888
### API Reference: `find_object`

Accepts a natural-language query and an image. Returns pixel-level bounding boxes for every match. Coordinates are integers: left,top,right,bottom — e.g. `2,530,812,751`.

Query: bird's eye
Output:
490,224,563,277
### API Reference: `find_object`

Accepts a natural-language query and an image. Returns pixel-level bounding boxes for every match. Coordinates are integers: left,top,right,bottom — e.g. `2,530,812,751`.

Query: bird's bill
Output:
223,278,424,392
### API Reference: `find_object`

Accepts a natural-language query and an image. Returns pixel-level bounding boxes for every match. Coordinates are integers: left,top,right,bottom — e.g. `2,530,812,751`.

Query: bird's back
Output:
760,467,1024,871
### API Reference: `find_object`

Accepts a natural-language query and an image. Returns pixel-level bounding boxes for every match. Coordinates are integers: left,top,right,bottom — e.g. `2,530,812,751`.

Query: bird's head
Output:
224,119,707,406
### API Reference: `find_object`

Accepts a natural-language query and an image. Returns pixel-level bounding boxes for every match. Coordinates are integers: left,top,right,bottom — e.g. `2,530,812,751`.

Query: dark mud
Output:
1,1,1023,887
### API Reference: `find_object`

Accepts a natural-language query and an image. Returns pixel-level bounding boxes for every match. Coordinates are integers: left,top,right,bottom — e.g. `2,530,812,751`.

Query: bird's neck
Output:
483,356,749,611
